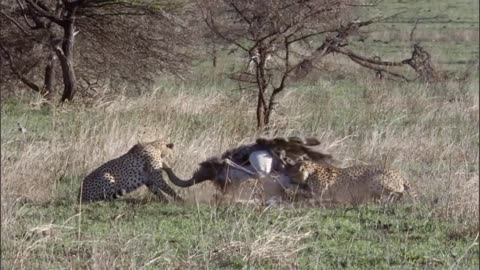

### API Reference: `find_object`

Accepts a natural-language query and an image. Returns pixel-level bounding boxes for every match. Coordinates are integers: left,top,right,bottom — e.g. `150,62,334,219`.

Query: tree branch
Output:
80,12,150,17
274,37,291,93
0,43,42,92
328,45,416,81
230,2,251,25
287,28,338,44
331,46,408,67
347,55,416,82
204,15,249,51
0,10,30,35
24,0,64,24
15,0,36,28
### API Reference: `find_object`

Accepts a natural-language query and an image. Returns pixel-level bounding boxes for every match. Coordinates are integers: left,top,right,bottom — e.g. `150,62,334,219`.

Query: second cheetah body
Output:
287,161,415,206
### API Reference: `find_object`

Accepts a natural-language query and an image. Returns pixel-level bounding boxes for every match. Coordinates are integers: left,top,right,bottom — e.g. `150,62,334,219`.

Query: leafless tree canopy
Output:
0,0,194,100
202,0,355,49
76,2,193,96
1,2,52,94
201,0,357,128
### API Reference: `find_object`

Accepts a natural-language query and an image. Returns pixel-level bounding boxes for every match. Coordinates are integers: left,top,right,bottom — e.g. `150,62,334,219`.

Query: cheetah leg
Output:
391,192,403,202
101,186,117,201
145,181,169,202
380,191,401,204
148,170,184,202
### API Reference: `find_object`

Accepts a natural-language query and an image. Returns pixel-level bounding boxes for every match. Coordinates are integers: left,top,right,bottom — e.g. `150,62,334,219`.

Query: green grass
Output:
195,0,479,78
2,200,478,269
1,77,478,268
1,0,479,269
360,0,479,31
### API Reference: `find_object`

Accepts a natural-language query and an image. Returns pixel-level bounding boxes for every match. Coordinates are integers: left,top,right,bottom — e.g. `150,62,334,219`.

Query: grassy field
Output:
1,201,478,269
1,0,479,269
2,75,478,269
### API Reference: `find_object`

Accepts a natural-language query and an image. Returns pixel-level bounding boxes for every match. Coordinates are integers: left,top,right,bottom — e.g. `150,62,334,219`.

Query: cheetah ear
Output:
166,143,174,149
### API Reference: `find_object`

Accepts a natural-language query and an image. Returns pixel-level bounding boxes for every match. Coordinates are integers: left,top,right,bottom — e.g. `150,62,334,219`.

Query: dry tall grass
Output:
3,75,478,212
1,73,479,268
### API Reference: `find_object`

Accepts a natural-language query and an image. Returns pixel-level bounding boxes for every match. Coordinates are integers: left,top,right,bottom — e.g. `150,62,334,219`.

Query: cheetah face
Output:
161,143,175,164
298,165,310,182
286,162,309,183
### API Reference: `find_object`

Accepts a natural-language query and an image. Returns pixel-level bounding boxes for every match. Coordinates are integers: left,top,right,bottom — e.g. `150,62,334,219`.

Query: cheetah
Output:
79,140,183,203
285,160,416,206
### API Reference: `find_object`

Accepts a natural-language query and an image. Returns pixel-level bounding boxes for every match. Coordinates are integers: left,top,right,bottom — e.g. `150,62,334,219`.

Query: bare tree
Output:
201,0,442,129
295,16,444,83
201,0,356,129
0,0,192,102
1,1,58,98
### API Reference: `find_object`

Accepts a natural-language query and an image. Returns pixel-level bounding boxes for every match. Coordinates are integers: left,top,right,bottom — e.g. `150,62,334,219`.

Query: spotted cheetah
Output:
285,161,416,206
79,140,183,203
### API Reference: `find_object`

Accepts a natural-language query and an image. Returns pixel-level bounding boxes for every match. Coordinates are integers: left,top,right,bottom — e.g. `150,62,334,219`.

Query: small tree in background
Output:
201,0,357,129
201,0,443,130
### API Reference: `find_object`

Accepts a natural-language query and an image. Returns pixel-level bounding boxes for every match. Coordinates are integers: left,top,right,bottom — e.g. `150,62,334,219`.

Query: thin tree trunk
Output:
256,91,265,129
255,70,268,129
212,42,217,68
42,53,56,100
57,9,78,102
58,53,76,102
255,47,270,129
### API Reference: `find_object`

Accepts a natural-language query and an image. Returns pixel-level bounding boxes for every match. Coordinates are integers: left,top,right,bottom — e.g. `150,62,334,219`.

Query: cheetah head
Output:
161,142,175,162
285,162,310,184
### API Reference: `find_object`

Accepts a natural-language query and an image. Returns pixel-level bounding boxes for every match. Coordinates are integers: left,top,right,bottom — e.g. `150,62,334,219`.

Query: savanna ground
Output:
1,0,479,269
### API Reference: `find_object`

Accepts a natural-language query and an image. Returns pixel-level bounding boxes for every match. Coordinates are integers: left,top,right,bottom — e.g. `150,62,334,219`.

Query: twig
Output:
24,0,64,25
0,10,30,35
409,18,419,43
332,46,407,67
449,233,479,270
0,43,42,92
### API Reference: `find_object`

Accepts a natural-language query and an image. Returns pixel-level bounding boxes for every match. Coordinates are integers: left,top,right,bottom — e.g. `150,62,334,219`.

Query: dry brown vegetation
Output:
2,70,478,267
2,68,478,223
